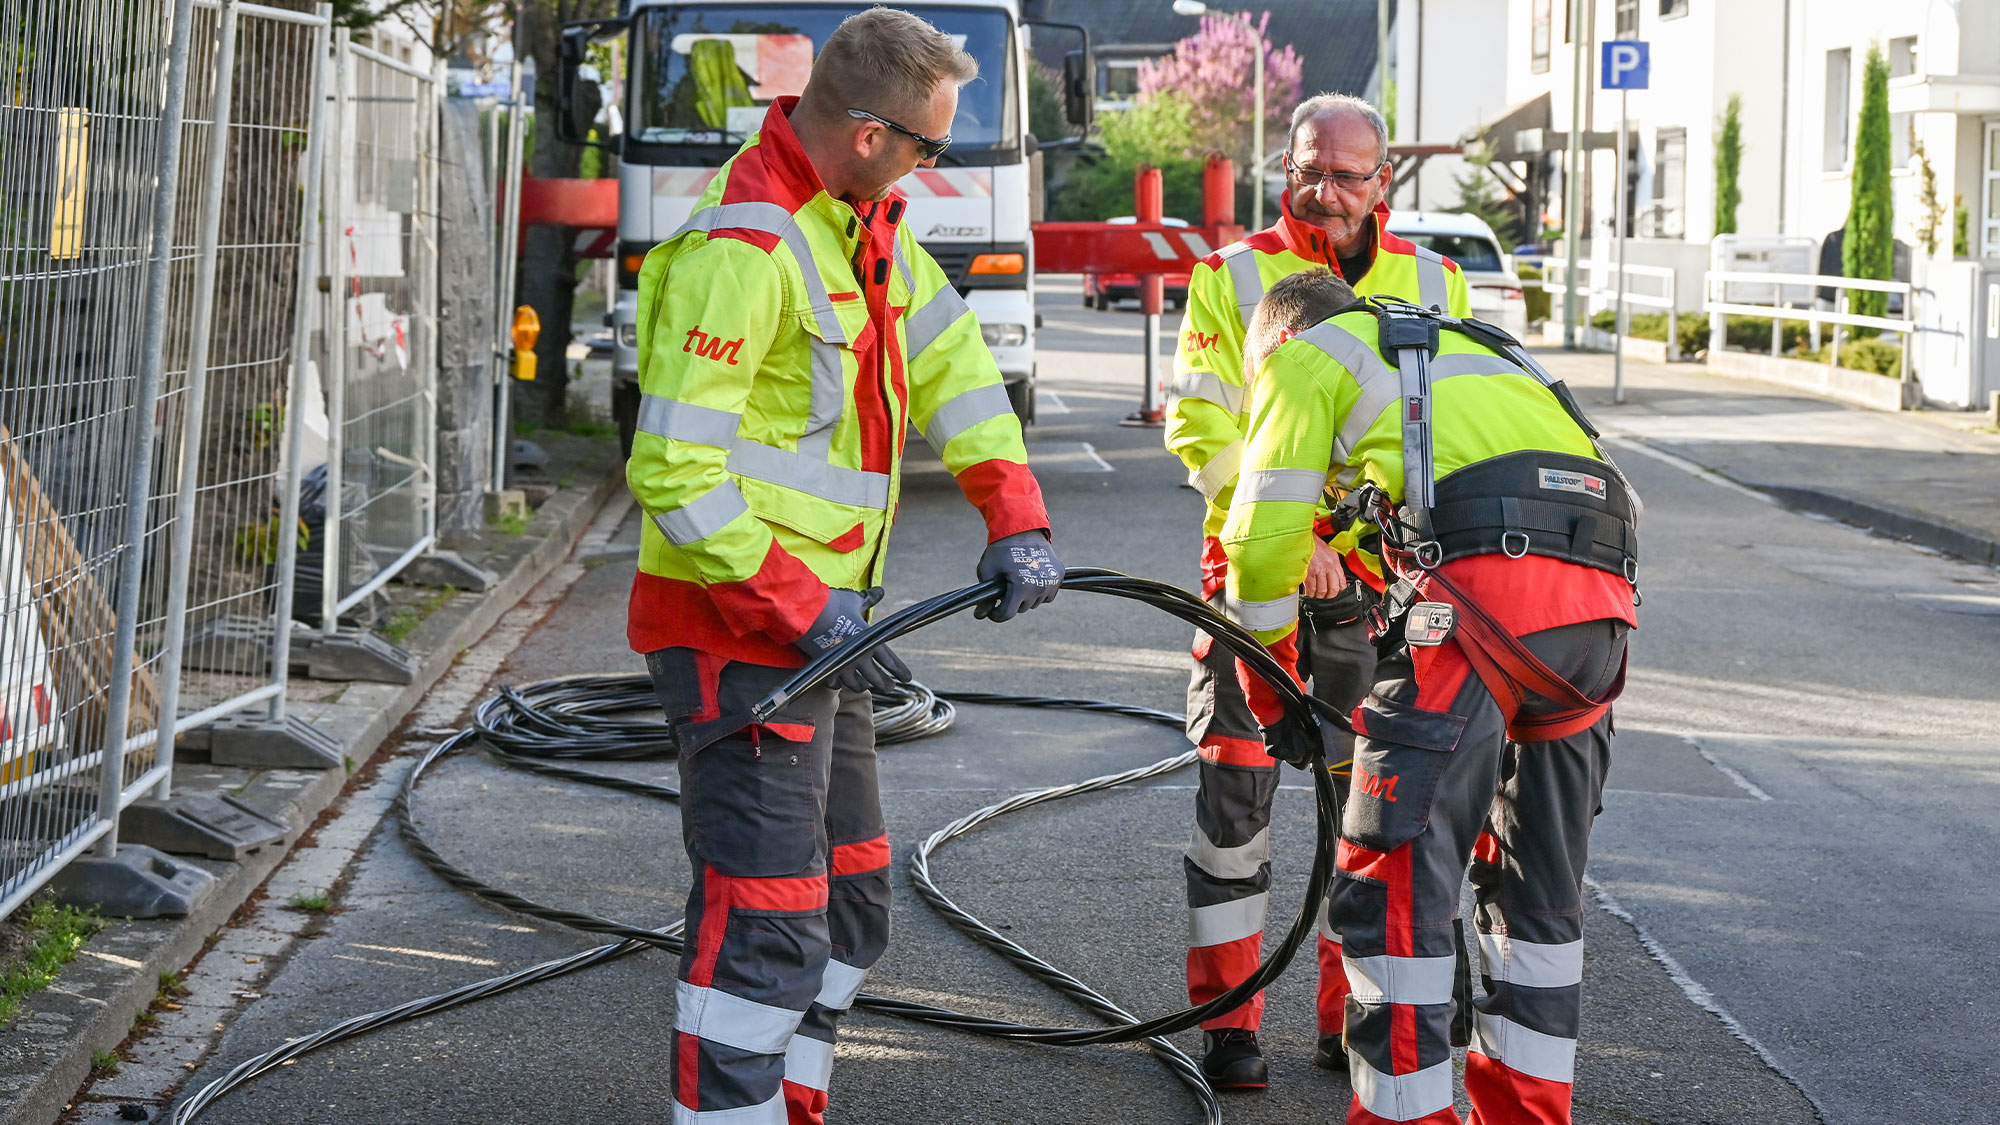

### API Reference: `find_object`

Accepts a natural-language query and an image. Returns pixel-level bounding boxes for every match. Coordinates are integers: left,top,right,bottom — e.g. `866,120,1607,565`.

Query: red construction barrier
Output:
515,176,619,257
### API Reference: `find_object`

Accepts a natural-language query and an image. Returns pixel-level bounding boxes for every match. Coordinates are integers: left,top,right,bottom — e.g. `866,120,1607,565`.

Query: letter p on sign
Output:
1602,40,1649,90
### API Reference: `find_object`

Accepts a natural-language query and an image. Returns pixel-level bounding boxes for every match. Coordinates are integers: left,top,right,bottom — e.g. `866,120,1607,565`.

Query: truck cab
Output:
576,0,1087,448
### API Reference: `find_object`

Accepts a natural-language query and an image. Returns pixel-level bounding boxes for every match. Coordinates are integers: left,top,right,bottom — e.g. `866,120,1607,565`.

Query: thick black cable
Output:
171,572,1342,1124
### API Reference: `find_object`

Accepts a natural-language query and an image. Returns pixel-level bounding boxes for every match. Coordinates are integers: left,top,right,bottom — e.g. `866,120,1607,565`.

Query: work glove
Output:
792,586,911,695
974,530,1064,622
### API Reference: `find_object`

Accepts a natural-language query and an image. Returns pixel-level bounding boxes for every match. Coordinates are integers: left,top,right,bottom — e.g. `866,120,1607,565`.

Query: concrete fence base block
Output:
47,845,217,919
206,714,343,770
119,794,289,861
293,628,419,684
395,549,497,593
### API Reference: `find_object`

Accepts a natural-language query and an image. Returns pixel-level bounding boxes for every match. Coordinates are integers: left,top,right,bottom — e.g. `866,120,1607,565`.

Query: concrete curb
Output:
1756,485,2000,568
0,467,624,1125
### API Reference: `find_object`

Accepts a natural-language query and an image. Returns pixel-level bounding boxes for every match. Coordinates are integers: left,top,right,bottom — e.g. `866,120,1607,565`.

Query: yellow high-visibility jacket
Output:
627,97,1049,665
1167,195,1473,552
1219,308,1598,648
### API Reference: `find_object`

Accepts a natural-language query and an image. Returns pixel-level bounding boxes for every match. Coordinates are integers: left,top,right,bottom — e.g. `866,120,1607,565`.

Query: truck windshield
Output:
630,4,1016,156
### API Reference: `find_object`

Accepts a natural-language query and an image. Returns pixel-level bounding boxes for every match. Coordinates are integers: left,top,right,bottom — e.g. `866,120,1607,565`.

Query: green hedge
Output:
1516,264,1551,324
1581,310,1902,375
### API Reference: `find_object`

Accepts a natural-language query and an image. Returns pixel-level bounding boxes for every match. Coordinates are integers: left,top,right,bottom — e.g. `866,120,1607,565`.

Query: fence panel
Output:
0,0,198,918
152,2,328,780
319,37,438,629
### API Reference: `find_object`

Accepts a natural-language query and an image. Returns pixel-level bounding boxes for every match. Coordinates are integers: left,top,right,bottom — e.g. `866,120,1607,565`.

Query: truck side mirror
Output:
1062,48,1093,131
557,19,626,151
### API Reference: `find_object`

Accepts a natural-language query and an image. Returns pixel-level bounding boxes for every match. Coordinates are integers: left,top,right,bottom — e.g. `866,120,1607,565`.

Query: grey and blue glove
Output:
793,587,911,694
974,530,1065,622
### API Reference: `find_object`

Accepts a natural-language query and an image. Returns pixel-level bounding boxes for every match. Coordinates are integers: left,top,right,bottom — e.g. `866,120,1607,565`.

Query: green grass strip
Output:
0,900,104,1027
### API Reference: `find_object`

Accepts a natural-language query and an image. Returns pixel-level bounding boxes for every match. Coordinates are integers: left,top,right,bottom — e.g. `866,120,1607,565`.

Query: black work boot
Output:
1201,1028,1269,1090
1313,1033,1349,1073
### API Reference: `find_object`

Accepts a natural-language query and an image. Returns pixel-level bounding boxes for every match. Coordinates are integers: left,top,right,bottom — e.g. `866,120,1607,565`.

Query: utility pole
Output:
1562,0,1586,349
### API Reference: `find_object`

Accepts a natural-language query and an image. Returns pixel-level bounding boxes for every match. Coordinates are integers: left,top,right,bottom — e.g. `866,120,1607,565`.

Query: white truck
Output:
556,0,1091,450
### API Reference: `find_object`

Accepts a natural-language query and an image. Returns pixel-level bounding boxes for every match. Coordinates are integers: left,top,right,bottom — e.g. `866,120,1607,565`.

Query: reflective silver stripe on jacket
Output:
671,1091,787,1124
1234,467,1327,505
674,201,847,344
1471,1011,1576,1084
655,481,749,545
892,239,915,291
1412,245,1449,311
1222,590,1300,633
801,336,845,448
1191,439,1243,501
1343,951,1457,1006
1186,826,1270,881
1295,320,1398,462
1349,1057,1455,1121
1219,242,1264,329
638,394,741,448
920,382,1013,452
674,980,804,1055
729,441,892,509
1188,892,1267,947
1169,369,1242,413
904,283,973,360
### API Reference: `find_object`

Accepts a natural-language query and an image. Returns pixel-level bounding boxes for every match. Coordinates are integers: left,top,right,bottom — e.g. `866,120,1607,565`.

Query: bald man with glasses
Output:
1165,93,1473,1092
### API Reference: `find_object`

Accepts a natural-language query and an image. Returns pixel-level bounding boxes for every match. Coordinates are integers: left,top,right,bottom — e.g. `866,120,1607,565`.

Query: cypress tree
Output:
1841,44,1893,323
1714,95,1742,236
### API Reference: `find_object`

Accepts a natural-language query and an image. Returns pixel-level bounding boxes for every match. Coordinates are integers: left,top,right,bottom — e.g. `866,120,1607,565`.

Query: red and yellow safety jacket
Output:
626,97,1049,665
1167,195,1472,594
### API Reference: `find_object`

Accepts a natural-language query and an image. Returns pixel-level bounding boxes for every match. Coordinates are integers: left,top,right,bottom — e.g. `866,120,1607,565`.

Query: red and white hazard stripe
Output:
650,168,720,197
898,169,992,198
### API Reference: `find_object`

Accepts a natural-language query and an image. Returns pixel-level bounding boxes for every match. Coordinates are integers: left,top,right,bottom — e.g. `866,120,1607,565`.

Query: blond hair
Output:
1245,268,1358,374
803,8,978,122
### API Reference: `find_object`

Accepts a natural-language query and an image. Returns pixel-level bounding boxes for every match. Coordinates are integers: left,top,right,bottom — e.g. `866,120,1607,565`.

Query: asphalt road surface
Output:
159,278,2000,1125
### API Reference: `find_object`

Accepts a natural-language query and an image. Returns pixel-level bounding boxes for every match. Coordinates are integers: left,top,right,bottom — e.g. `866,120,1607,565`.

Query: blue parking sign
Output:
1602,41,1649,89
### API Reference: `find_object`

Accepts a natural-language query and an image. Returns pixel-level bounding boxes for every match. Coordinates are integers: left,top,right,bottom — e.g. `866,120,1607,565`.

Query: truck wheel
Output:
1006,373,1036,426
613,378,641,459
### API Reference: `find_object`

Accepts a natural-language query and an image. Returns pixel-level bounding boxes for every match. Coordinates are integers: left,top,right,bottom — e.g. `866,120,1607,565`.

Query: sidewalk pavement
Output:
1535,346,2000,567
0,432,623,1125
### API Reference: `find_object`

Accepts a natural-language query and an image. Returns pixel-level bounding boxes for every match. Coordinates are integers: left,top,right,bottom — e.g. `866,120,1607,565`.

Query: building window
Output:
1649,127,1686,238
1615,0,1639,36
1097,59,1143,110
1659,0,1688,18
1824,48,1851,172
1532,0,1551,74
1890,36,1918,169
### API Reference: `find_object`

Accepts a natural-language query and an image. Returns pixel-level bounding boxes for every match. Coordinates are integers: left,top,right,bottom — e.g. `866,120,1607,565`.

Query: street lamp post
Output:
1172,0,1265,231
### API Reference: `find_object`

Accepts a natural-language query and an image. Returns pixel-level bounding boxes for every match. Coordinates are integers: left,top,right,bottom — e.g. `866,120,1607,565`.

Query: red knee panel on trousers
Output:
1188,935,1265,1030
831,834,890,876
1198,734,1274,768
1317,935,1350,1034
1464,1052,1572,1125
783,1079,828,1124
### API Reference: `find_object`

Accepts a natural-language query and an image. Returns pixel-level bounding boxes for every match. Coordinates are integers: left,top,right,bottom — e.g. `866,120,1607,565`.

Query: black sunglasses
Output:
847,108,952,161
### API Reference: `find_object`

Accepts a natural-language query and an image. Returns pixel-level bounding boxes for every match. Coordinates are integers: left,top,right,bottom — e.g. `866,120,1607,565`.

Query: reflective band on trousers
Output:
1234,467,1327,505
672,1091,787,1124
1413,246,1449,312
783,1033,835,1092
920,382,1012,453
1170,368,1242,414
1220,243,1264,329
904,284,972,360
638,393,891,510
1191,439,1243,501
1343,951,1457,1006
1349,1056,1455,1121
815,958,868,1012
1185,825,1270,881
656,482,750,545
1188,892,1267,946
674,980,805,1056
1477,932,1583,988
1471,1011,1577,1084
673,201,846,343
1222,590,1300,633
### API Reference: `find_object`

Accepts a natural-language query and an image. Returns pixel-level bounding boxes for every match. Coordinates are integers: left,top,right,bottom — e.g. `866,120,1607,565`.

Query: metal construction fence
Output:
0,0,335,920
316,33,440,633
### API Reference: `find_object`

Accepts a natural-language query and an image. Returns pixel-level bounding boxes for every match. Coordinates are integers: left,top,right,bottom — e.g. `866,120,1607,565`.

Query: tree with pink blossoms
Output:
1137,11,1304,179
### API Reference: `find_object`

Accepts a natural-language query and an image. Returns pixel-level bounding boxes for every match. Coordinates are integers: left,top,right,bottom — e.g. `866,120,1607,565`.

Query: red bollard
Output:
1124,164,1168,428
1202,153,1235,230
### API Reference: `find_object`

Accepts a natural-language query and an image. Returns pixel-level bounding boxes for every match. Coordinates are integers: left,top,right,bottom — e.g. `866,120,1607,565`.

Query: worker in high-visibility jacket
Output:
1221,267,1638,1125
1164,93,1473,1089
626,12,1064,1123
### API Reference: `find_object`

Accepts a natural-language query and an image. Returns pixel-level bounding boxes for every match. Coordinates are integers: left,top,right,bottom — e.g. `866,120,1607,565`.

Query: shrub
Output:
1516,264,1551,324
1048,92,1207,222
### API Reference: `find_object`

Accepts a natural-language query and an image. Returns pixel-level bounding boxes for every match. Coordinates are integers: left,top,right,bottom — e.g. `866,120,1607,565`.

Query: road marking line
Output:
1688,735,1773,801
346,943,500,967
1598,432,1777,505
1037,391,1070,415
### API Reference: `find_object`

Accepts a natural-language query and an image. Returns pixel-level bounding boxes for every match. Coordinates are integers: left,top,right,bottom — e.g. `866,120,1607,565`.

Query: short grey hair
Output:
1289,94,1389,165
1245,268,1357,372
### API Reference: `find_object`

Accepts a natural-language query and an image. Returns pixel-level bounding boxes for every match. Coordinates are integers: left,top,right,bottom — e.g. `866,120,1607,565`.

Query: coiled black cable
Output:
171,570,1346,1125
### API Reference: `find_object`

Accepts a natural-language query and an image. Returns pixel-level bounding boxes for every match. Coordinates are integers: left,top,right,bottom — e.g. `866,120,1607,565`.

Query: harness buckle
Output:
1412,540,1444,570
1502,531,1531,559
1623,555,1638,584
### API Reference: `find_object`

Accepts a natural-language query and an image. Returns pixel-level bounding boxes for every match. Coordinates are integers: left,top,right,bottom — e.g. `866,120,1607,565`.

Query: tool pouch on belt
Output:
1429,450,1639,580
1300,578,1379,629
1342,693,1469,852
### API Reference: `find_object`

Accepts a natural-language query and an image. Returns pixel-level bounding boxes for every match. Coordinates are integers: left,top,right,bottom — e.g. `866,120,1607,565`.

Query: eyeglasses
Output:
848,108,952,161
1284,153,1387,192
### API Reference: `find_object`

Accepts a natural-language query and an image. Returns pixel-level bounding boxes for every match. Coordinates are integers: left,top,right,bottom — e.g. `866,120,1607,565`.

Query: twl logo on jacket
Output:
683,327,746,365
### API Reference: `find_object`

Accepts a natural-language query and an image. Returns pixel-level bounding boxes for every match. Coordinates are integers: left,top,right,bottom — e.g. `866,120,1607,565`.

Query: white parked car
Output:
1383,211,1529,340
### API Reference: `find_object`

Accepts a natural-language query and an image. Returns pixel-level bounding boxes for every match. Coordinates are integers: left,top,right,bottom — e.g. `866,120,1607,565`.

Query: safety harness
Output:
1340,298,1640,742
